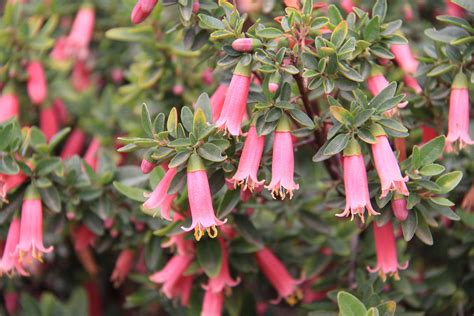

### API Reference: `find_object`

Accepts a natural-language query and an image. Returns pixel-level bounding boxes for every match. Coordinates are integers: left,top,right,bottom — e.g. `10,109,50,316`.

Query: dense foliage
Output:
0,0,473,315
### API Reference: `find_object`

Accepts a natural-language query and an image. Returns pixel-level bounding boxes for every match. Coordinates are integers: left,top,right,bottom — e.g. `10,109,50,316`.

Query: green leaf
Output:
378,118,407,133
36,157,62,177
337,291,368,316
256,27,283,39
141,104,153,137
195,93,212,122
193,108,208,135
429,197,454,207
427,63,457,77
402,210,417,241
415,215,434,245
288,109,315,128
363,17,380,42
339,65,363,82
357,127,376,144
233,214,264,248
48,127,71,151
331,21,348,48
113,181,146,202
197,237,223,278
0,155,20,175
354,109,374,127
197,14,225,30
327,4,343,25
419,164,445,176
435,171,463,194
145,237,162,271
105,26,153,42
369,82,396,108
372,0,387,22
419,136,445,165
366,307,380,316
198,143,226,162
180,106,194,132
324,133,350,156
167,108,178,138
169,150,192,168
330,106,352,125
39,186,61,213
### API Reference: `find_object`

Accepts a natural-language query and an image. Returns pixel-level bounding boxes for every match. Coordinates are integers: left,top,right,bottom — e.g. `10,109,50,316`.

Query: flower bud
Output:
232,38,262,52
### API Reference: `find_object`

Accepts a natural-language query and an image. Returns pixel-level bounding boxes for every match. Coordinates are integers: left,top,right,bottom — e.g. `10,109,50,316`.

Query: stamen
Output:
194,226,204,241
207,225,218,238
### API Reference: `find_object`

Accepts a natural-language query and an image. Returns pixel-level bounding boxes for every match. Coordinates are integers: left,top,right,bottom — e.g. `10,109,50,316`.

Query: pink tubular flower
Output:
337,140,379,222
141,158,156,174
266,118,299,199
73,225,96,251
201,289,224,316
0,172,27,201
131,0,158,24
390,44,418,74
203,239,240,293
215,62,251,136
371,132,409,198
16,185,53,262
66,6,95,60
236,0,263,13
0,219,29,276
72,61,92,92
27,61,47,105
421,125,437,144
61,128,86,159
392,195,408,221
230,125,265,192
445,0,464,17
404,75,422,94
255,247,303,305
53,98,69,125
4,292,18,316
111,249,135,287
149,253,194,298
40,105,59,142
50,36,69,62
182,154,227,240
143,166,178,220
210,84,228,122
0,93,19,123
446,72,473,151
84,138,101,171
367,222,408,281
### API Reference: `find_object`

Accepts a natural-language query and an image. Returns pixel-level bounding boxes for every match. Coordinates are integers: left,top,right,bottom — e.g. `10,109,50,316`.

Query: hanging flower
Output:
446,72,473,152
26,61,47,105
340,0,354,13
201,288,224,316
236,0,263,13
421,125,437,144
0,93,19,123
65,5,95,60
371,127,409,198
131,0,158,24
111,249,135,287
60,128,86,159
149,253,194,299
255,247,303,305
210,84,228,122
229,125,265,192
40,105,59,142
140,158,156,174
15,185,53,262
182,154,227,241
390,44,418,75
73,225,96,252
392,194,408,221
266,117,299,200
0,218,28,276
367,222,408,281
143,166,178,220
337,139,379,222
203,239,240,293
216,61,251,136
72,61,92,92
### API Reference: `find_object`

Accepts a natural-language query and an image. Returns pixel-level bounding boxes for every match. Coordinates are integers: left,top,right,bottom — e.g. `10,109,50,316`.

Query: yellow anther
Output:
194,227,204,241
207,225,218,238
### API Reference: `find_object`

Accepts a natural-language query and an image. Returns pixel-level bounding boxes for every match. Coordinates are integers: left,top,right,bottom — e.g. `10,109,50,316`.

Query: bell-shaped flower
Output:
216,62,251,136
182,154,226,240
368,222,408,281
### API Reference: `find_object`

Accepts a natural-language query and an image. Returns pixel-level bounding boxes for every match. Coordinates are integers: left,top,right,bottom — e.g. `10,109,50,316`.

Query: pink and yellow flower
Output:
255,247,303,305
446,72,473,151
337,140,379,222
15,185,53,262
0,218,29,276
149,253,194,299
143,166,178,220
203,239,240,293
216,62,251,136
367,222,408,281
229,125,265,192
